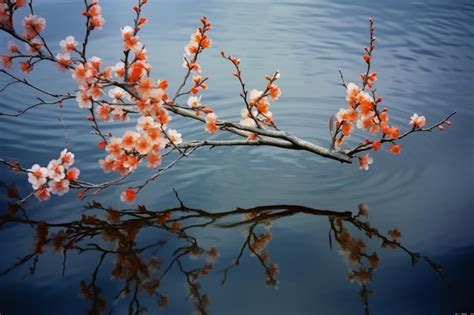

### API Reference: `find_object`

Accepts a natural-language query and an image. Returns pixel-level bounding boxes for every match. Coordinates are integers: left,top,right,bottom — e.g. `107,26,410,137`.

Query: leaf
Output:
329,115,335,134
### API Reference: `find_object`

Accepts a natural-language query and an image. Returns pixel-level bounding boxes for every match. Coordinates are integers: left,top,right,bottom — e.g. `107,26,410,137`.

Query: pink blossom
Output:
48,179,70,196
28,164,48,190
409,113,426,128
359,154,373,171
47,159,65,182
59,36,78,52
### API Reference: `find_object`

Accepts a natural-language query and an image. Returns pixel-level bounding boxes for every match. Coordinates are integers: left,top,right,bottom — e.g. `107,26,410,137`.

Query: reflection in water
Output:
0,187,445,315
0,1,471,314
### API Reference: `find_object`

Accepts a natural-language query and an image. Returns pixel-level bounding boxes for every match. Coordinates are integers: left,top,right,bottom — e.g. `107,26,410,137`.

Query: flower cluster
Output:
72,56,109,109
0,1,47,69
68,6,212,208
332,19,437,171
221,51,282,133
62,2,110,110
182,17,218,134
1,1,26,27
239,72,281,129
99,114,177,176
83,0,104,30
186,96,218,134
336,79,406,170
54,36,78,70
70,3,156,112
249,231,280,287
98,112,185,207
241,213,279,287
184,17,212,63
22,14,46,40
84,3,209,204
0,1,456,210
336,82,399,148
332,217,378,287
27,149,80,202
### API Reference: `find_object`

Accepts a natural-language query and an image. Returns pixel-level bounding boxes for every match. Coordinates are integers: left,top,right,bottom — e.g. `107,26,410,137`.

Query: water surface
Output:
0,0,473,314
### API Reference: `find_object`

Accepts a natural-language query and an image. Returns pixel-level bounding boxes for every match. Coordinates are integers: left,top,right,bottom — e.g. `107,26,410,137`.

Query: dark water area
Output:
0,0,473,314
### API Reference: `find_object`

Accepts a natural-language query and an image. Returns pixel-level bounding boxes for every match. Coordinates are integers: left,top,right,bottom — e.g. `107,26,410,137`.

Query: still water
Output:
0,0,473,314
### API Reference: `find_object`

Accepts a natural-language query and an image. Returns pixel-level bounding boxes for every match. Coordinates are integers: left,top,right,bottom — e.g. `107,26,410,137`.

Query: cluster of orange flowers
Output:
242,211,280,287
331,20,431,171
82,0,104,30
241,83,281,127
183,17,218,134
0,0,26,28
238,71,282,130
71,5,213,203
333,219,378,286
337,81,401,150
332,204,406,292
250,231,280,287
1,2,455,209
184,17,212,56
72,56,108,108
1,11,45,69
27,149,80,202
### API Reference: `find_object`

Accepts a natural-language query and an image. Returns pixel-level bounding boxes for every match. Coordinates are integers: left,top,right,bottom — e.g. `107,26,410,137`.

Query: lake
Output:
0,0,473,314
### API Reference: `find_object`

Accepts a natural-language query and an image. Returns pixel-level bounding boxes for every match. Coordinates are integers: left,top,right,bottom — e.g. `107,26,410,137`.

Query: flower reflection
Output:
0,188,445,315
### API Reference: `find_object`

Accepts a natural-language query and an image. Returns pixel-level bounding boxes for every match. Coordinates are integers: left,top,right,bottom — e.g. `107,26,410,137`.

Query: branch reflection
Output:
0,189,445,315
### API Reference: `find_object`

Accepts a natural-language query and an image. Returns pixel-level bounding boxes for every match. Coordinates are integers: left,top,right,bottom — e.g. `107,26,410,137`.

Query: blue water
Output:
0,0,473,314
